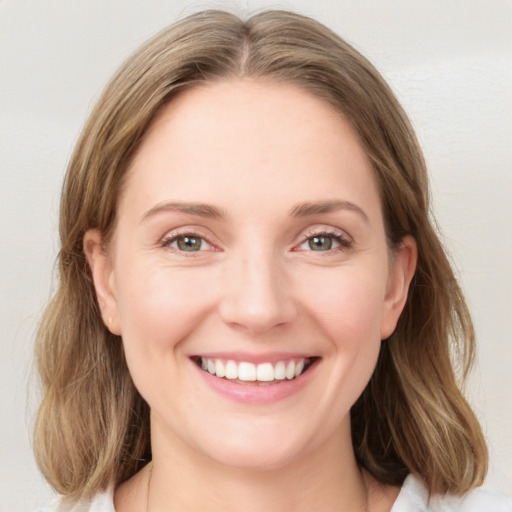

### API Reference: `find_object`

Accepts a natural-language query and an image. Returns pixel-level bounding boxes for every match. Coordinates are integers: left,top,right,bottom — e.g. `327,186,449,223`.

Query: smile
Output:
191,354,319,403
197,357,314,383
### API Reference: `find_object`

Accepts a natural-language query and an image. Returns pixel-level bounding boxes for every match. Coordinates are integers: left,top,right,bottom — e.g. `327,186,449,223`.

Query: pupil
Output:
309,236,332,251
178,236,201,251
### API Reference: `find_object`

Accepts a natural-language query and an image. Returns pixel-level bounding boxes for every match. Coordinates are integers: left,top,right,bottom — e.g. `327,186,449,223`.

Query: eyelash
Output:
160,229,217,255
160,228,353,255
295,229,353,254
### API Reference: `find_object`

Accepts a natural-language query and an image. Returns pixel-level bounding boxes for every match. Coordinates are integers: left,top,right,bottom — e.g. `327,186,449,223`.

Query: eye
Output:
163,234,212,252
296,229,352,253
306,235,337,251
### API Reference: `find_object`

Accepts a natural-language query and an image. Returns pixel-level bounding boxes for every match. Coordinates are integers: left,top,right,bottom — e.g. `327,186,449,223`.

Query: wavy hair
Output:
34,9,487,499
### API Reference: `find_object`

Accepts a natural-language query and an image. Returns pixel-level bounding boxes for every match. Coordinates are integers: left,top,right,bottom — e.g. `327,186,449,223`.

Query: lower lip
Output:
193,360,318,404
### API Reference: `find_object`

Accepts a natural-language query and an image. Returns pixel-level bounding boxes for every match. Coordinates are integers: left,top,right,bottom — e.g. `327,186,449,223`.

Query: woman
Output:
34,9,511,512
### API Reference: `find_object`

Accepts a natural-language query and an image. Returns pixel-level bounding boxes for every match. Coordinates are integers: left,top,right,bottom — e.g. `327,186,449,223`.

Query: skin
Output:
85,80,417,512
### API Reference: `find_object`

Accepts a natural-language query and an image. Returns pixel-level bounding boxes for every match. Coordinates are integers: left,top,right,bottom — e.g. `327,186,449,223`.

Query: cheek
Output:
113,261,222,409
298,265,387,345
317,281,384,393
290,266,388,428
113,256,217,362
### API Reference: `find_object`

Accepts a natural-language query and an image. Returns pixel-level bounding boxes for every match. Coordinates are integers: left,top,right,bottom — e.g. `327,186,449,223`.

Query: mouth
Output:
191,356,319,386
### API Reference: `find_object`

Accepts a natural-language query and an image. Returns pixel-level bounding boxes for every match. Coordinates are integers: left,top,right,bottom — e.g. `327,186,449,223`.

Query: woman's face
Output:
86,80,415,471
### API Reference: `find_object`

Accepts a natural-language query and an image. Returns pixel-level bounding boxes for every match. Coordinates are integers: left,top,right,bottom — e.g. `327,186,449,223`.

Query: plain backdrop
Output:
1,0,511,510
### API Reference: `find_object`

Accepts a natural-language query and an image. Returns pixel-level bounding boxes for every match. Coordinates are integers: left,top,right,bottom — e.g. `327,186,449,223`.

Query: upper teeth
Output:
200,357,307,382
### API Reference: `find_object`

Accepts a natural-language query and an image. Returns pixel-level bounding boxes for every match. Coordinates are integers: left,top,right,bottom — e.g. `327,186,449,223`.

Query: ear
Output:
380,235,417,340
83,229,121,335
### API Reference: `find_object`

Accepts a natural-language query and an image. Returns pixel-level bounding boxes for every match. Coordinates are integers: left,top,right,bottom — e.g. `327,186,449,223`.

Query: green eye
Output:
175,235,204,251
297,230,351,253
308,235,334,251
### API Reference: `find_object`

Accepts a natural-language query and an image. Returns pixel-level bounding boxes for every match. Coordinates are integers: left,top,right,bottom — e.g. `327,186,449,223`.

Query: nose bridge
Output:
219,243,296,333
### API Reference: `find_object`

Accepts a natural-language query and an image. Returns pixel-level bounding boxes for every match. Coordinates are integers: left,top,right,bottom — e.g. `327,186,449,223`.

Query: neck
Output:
147,422,368,512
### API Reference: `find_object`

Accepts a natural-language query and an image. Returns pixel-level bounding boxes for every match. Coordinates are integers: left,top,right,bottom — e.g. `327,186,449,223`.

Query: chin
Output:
188,419,321,472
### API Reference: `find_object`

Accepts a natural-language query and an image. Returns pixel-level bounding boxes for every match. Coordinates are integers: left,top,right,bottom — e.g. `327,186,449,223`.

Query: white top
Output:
36,474,512,512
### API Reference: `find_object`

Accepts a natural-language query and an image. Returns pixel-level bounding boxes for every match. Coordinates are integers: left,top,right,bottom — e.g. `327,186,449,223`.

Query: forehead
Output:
145,79,358,155
122,79,380,220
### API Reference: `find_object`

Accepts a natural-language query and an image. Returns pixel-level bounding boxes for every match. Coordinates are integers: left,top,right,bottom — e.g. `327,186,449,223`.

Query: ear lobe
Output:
83,229,121,335
380,236,417,340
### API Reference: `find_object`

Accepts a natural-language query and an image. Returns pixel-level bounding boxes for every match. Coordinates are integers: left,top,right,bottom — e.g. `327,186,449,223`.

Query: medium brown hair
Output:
34,9,487,499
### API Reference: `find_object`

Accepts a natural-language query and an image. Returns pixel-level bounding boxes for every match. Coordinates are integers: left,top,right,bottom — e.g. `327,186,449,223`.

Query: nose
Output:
218,249,298,334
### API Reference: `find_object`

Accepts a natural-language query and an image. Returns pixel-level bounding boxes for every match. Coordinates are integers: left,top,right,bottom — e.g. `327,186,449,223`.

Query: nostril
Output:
218,297,298,334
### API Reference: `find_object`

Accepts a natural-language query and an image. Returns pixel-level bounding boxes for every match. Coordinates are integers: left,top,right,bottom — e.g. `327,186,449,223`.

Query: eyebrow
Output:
290,200,369,222
140,199,368,223
141,201,226,222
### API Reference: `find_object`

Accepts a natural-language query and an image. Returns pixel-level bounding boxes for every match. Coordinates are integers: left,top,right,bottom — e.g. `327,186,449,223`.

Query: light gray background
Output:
1,0,511,510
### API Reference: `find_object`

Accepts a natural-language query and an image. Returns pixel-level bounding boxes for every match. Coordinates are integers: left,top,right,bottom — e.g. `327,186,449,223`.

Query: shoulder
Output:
392,474,512,512
34,488,115,512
